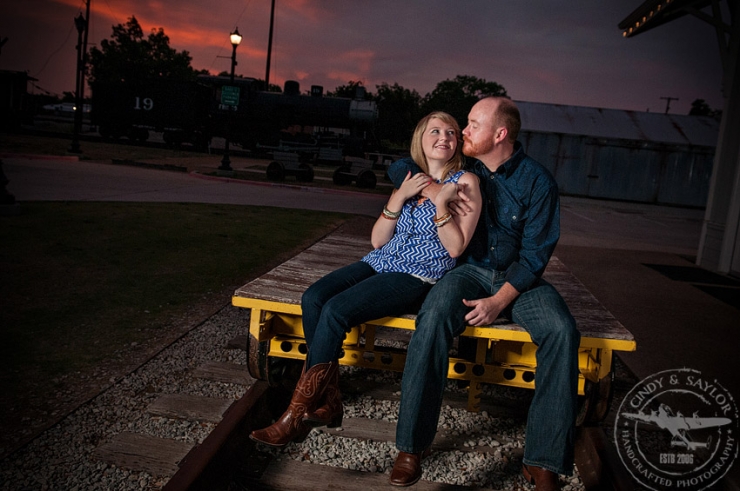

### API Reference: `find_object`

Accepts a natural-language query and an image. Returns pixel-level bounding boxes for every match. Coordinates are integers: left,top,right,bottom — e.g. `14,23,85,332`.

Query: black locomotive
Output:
90,76,378,151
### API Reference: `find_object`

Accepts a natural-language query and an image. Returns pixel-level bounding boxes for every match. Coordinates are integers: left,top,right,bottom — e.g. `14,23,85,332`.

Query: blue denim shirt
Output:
387,142,560,292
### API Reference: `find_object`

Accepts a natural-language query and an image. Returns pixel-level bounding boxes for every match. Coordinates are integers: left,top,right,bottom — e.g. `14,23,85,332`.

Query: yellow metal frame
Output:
233,296,636,412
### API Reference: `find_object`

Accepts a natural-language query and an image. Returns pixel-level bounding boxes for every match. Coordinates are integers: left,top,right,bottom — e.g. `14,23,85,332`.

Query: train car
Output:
91,78,215,147
91,76,378,151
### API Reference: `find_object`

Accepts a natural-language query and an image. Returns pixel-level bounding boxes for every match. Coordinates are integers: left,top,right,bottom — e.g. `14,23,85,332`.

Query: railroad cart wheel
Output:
589,369,615,423
266,161,285,181
246,332,302,388
575,371,615,426
356,169,377,189
246,332,269,381
575,382,593,427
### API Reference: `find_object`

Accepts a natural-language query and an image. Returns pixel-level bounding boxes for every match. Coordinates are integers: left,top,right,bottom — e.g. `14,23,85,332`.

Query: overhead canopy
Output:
619,0,735,74
618,1,740,276
619,0,713,37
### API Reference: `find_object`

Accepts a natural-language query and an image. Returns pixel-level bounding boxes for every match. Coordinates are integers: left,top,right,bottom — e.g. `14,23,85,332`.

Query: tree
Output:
88,16,199,86
689,98,721,120
421,75,508,129
372,82,422,148
327,81,368,99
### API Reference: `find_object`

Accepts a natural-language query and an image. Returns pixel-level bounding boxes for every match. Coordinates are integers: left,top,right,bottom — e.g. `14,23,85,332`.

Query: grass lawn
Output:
1,131,199,162
0,201,352,454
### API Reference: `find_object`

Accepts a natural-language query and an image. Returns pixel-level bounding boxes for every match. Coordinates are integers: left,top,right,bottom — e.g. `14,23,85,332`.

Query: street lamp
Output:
69,12,87,153
219,28,242,171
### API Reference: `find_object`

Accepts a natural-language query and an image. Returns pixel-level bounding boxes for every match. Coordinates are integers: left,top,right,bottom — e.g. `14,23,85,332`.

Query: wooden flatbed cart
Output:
232,233,636,424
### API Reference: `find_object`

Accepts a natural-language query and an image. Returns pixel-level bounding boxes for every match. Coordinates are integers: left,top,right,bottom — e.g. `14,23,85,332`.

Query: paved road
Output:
3,156,704,256
3,156,388,217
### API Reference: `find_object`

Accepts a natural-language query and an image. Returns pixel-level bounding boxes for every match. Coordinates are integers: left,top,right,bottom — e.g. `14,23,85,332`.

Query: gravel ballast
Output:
0,306,585,490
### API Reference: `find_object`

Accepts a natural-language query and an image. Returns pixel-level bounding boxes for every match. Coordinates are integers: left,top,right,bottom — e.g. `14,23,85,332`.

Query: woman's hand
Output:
397,171,431,201
387,171,430,211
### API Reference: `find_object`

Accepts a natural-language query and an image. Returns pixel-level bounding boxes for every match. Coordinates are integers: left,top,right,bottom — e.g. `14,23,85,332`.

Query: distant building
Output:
0,69,36,130
517,101,719,208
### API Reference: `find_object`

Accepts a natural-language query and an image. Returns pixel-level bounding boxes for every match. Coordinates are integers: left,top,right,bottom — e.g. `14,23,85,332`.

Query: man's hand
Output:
463,282,520,326
448,184,474,216
463,296,504,326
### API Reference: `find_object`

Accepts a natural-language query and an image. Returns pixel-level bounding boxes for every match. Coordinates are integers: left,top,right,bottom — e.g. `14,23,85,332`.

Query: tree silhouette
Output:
421,75,508,129
88,16,202,86
372,82,422,148
689,98,721,120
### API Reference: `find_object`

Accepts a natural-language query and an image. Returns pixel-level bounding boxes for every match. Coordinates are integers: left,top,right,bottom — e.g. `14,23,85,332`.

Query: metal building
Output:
517,101,719,207
618,0,740,277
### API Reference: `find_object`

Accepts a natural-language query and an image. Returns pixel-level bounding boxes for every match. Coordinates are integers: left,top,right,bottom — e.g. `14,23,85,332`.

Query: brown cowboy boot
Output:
522,464,560,491
303,362,342,428
250,362,336,447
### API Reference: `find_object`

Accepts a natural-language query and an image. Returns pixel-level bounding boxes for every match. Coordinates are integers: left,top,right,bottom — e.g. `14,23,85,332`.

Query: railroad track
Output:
81,313,635,491
157,366,636,491
0,308,635,491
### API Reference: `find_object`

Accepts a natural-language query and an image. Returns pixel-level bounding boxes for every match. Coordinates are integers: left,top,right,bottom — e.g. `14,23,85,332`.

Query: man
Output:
387,97,579,491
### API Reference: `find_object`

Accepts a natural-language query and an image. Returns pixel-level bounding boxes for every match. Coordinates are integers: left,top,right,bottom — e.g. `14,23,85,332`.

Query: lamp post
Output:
219,28,242,172
69,12,87,153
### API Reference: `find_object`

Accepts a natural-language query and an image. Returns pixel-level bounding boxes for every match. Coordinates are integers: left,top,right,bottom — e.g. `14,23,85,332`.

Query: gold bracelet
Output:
383,205,401,219
433,212,451,224
434,212,452,227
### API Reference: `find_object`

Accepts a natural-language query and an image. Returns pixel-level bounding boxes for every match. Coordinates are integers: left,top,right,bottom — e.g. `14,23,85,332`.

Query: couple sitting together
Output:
250,97,579,491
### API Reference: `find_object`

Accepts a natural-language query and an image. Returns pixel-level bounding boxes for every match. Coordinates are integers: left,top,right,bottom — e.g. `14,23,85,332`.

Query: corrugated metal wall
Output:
516,102,718,207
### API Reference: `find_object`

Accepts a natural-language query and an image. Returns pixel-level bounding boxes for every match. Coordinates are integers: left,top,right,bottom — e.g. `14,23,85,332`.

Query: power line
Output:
32,23,76,78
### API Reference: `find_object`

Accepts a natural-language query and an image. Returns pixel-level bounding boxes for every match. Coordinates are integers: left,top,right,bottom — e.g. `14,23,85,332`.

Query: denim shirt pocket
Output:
499,203,525,233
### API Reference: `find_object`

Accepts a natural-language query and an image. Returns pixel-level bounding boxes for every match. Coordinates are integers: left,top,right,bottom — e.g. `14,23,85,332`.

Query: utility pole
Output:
660,96,679,114
69,0,91,153
265,0,275,91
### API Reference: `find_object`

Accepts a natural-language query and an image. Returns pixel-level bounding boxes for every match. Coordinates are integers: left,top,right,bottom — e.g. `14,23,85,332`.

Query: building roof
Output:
516,100,719,147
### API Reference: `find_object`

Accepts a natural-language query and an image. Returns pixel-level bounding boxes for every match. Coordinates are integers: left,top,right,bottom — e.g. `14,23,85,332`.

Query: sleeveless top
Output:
362,170,466,282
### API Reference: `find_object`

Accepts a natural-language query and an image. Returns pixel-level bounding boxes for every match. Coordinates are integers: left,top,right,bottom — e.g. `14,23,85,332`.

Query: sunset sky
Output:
0,0,727,116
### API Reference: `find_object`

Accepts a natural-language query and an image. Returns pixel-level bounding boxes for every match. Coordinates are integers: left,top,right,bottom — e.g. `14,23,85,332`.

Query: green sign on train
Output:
221,86,240,107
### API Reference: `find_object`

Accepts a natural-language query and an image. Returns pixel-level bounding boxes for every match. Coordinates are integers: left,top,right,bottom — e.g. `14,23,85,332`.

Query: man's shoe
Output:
522,464,559,491
389,449,431,487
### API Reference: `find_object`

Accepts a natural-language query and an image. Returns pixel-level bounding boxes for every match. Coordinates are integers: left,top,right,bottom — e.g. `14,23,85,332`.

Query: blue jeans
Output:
395,263,580,475
302,261,432,368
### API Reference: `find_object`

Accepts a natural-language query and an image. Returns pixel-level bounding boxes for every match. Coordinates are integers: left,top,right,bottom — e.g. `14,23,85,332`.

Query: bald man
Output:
388,97,579,491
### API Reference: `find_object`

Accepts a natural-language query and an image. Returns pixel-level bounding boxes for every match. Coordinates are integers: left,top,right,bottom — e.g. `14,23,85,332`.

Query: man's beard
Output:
463,138,494,157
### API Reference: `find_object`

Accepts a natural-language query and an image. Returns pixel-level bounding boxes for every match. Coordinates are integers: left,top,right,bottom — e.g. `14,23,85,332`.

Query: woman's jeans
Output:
302,261,431,368
395,263,580,475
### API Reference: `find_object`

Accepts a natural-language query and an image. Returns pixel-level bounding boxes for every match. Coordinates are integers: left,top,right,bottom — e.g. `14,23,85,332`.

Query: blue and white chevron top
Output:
362,170,466,282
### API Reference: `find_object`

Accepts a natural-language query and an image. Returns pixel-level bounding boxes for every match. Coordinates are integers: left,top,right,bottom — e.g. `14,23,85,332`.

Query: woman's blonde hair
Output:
409,111,464,180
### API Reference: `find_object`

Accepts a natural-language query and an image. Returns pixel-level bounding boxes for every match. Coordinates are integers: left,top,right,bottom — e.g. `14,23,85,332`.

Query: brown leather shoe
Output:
522,464,559,491
389,449,431,487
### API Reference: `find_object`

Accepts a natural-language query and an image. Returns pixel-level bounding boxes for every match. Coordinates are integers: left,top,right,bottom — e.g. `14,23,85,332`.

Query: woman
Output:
250,111,482,447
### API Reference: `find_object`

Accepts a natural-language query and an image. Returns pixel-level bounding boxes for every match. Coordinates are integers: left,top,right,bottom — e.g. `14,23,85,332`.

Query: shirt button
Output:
490,246,495,251
489,175,494,180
